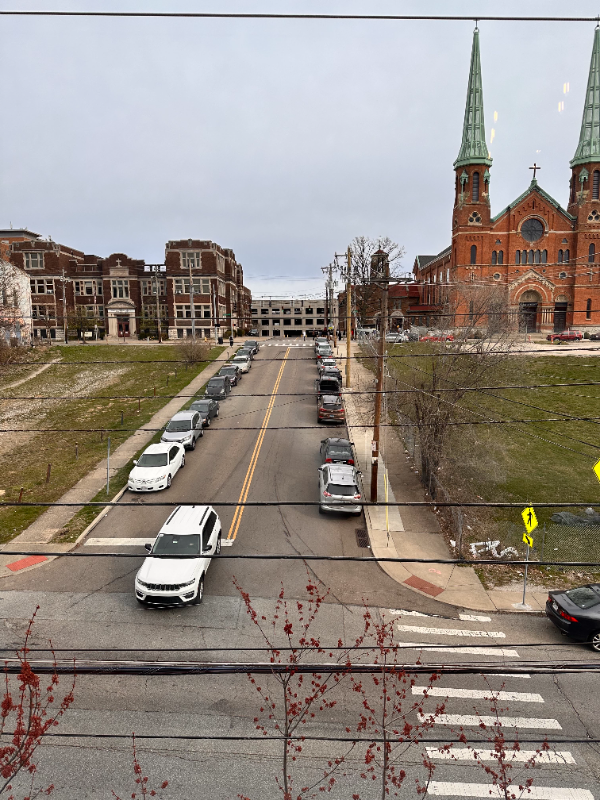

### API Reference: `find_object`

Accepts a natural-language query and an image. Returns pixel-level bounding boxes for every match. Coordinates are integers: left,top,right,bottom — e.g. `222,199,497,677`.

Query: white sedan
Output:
232,355,251,373
128,443,185,492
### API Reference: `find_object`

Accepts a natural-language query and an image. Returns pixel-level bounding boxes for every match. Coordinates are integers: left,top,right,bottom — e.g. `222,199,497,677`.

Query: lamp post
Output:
370,250,390,504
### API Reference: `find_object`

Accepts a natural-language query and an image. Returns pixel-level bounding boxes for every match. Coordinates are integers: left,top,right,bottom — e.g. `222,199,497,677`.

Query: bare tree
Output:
347,237,406,328
175,338,210,367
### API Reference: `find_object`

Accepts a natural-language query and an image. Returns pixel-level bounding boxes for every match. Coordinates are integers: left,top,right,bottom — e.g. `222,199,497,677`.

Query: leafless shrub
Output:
175,338,210,366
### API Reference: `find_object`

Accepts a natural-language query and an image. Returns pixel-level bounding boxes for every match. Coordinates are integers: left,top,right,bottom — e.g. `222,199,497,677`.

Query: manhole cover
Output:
355,528,370,548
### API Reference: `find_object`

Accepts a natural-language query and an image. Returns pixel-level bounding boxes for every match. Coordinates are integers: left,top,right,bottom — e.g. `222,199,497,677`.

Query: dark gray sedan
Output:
546,584,600,651
219,365,241,386
189,398,219,426
319,437,354,465
205,376,231,400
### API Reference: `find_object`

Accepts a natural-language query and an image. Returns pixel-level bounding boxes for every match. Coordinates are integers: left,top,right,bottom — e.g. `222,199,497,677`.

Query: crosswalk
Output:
388,607,594,799
264,342,310,347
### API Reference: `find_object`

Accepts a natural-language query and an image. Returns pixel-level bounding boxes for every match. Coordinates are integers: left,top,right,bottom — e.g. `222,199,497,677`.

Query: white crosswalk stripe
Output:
413,686,544,703
420,713,562,729
397,625,506,638
426,783,592,799
426,747,575,764
459,614,491,622
399,642,520,657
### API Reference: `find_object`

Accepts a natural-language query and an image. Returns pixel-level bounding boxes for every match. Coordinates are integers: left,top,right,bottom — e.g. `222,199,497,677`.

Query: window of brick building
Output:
528,250,534,264
515,251,521,265
594,170,600,200
491,251,497,265
498,250,504,264
75,280,102,296
472,171,480,202
470,245,477,265
586,298,592,320
542,250,547,264
111,280,129,299
590,244,596,263
30,279,54,295
565,249,570,262
24,253,44,270
180,251,201,270
558,250,563,263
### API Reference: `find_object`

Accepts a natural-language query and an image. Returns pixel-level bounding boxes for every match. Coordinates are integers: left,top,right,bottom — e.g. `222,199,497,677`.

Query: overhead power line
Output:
0,11,597,21
0,549,597,568
0,500,597,508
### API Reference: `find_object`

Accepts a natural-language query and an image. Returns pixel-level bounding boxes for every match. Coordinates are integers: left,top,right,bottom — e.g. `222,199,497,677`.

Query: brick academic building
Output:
2,230,251,340
411,26,600,335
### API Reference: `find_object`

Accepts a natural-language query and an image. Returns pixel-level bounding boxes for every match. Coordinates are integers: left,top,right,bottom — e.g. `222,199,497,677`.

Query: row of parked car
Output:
131,340,262,607
312,337,362,515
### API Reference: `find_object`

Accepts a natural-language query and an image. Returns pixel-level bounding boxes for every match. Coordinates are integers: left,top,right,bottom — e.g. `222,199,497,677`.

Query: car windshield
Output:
220,368,236,374
166,420,191,432
152,534,200,556
326,483,357,497
208,380,224,388
136,453,168,467
233,357,247,363
327,447,351,458
565,586,600,609
191,402,210,412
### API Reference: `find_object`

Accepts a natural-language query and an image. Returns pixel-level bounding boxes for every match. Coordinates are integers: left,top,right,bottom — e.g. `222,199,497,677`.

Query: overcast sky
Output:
1,0,599,297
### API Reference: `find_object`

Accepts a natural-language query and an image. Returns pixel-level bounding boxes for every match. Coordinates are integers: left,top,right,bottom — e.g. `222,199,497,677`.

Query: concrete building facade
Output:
251,298,329,337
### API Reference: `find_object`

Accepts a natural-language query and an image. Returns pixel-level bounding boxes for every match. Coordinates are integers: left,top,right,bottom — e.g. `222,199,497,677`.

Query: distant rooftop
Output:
0,229,40,239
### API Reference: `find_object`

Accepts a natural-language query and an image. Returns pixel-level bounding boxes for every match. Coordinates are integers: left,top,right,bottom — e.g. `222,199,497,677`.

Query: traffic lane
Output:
0,347,290,594
210,347,458,613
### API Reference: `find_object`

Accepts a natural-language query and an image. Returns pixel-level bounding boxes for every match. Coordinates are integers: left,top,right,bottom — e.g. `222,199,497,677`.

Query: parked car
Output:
319,437,354,465
205,376,231,400
161,411,204,450
321,366,343,384
135,505,221,606
243,340,259,354
316,346,333,361
249,328,258,337
386,331,408,343
546,583,600,651
314,337,328,350
190,398,219,426
318,357,337,375
128,443,185,492
232,354,252,372
237,347,255,361
546,329,584,342
419,333,454,342
590,332,600,341
219,365,240,386
315,375,341,399
317,394,345,424
318,463,362,515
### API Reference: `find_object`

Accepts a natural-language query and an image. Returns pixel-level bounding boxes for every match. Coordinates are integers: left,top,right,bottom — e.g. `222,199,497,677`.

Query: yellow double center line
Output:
227,348,290,541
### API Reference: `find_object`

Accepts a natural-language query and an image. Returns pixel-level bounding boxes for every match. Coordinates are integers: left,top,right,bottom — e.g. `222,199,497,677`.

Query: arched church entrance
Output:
518,290,542,333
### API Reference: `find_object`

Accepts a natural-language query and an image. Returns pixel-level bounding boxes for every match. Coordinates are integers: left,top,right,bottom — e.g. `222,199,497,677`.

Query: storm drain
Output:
355,529,370,549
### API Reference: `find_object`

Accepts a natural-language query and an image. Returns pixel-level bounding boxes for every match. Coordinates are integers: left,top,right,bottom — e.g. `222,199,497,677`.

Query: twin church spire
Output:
454,25,600,175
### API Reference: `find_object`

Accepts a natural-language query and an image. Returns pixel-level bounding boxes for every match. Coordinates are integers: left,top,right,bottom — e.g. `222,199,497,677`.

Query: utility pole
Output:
59,268,69,343
321,261,337,345
346,247,352,388
370,251,390,504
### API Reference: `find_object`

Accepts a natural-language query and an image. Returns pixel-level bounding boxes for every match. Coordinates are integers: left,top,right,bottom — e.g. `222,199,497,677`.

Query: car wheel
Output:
166,474,172,488
205,417,211,427
199,428,204,437
193,575,204,605
190,437,196,450
590,630,600,651
216,408,219,417
180,455,185,468
215,537,221,555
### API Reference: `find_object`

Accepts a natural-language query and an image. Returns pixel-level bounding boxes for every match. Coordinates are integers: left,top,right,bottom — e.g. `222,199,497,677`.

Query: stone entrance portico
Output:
106,299,136,338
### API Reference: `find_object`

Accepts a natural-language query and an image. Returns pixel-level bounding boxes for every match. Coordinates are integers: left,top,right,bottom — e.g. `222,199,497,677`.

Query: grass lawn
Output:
0,343,224,543
375,343,600,581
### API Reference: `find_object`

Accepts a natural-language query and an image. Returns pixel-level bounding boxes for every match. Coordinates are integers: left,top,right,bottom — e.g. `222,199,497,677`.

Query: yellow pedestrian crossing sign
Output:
522,506,538,534
523,532,534,548
594,458,600,484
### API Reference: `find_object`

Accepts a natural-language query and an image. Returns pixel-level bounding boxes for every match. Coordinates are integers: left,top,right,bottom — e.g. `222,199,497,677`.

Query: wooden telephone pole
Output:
370,251,390,504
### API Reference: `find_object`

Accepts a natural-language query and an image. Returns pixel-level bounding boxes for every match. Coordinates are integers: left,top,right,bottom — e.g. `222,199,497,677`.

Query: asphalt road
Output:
0,341,599,798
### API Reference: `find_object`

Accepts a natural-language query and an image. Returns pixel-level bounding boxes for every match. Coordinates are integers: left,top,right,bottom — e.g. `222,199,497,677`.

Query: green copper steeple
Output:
454,28,492,169
571,26,600,167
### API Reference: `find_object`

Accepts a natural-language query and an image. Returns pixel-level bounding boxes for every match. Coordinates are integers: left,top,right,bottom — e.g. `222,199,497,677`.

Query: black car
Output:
219,365,241,386
315,376,341,402
204,376,231,400
321,366,343,384
237,347,255,361
244,340,259,354
590,332,600,341
320,437,354,465
189,398,219,426
546,583,600,651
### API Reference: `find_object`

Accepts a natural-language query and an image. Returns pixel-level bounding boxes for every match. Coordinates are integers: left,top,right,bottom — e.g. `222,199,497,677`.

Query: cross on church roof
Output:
529,162,541,179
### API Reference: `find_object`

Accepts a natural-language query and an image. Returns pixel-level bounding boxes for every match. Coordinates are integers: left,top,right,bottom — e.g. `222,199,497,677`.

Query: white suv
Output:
135,505,221,606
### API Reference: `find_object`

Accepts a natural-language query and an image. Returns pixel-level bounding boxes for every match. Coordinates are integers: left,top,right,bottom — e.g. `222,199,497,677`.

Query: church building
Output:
412,26,600,335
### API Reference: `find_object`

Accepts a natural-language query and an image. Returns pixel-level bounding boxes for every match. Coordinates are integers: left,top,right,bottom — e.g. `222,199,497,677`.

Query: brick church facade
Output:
412,27,600,335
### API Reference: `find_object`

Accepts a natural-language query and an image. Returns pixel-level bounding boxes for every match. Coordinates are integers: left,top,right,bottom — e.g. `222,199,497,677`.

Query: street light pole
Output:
370,251,390,504
346,247,352,388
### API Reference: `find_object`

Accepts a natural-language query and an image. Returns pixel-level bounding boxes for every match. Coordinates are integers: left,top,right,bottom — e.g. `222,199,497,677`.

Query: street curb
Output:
71,485,129,548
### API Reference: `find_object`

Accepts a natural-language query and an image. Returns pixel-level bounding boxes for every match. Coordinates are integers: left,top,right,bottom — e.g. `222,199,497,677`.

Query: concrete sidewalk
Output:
343,342,548,613
0,345,235,577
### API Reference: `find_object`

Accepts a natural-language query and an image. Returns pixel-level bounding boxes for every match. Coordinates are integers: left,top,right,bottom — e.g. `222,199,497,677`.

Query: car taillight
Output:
348,459,354,465
325,458,332,462
354,494,361,500
323,491,332,497
558,607,578,623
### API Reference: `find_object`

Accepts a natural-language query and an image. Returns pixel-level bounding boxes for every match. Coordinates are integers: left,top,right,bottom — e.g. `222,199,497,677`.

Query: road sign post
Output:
516,507,537,610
